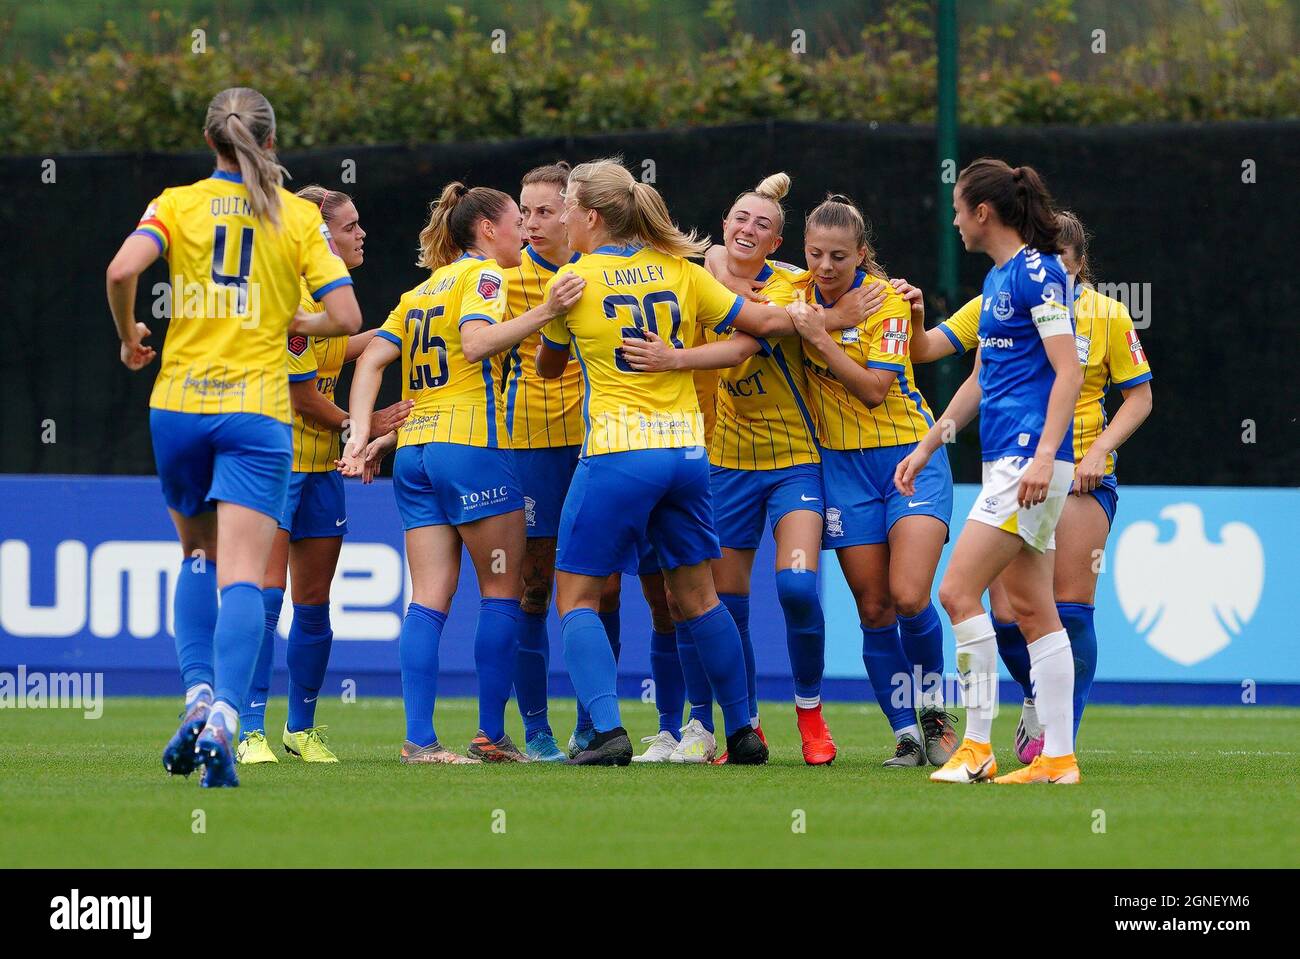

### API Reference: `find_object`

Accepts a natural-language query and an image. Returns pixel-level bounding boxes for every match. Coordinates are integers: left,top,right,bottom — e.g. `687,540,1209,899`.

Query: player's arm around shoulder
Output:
461,263,584,363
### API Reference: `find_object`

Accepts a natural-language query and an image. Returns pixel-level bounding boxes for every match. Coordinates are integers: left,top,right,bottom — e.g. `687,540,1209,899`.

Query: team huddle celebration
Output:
105,85,1151,788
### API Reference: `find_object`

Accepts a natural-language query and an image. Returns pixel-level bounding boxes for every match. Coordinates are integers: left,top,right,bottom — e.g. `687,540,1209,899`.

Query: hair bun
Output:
754,171,790,201
826,192,853,205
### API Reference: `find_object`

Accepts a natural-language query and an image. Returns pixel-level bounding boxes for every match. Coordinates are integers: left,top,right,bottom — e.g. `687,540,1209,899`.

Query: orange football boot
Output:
795,704,837,765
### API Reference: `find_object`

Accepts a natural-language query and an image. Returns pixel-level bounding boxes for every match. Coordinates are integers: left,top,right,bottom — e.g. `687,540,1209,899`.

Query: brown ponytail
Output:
204,87,288,227
566,158,710,259
958,158,1061,254
805,193,885,277
1055,209,1094,285
416,181,512,270
295,185,353,225
521,160,571,190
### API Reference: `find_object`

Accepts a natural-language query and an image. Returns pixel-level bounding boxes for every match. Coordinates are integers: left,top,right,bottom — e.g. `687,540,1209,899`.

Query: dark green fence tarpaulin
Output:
2,120,1295,485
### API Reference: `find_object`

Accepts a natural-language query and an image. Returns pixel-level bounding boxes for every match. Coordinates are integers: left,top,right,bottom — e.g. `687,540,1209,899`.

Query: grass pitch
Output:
2,697,1294,868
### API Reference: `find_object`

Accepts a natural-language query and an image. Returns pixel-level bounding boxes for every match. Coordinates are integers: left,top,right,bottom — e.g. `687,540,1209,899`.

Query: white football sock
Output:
185,683,213,709
204,700,239,737
794,694,821,710
895,723,921,743
1028,630,1075,758
954,613,998,744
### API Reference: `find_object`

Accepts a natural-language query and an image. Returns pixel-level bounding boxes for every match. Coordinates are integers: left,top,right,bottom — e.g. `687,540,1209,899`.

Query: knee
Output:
292,582,331,606
937,579,973,622
775,570,821,622
892,590,931,619
855,593,895,629
520,583,551,617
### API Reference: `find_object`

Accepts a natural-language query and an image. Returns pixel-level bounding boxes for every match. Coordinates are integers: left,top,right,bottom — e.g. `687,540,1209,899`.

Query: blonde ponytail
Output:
204,87,287,227
567,158,710,259
416,181,512,270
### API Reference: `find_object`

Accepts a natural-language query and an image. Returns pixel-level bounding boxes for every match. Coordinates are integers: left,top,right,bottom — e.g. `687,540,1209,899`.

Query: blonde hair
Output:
295,185,353,224
805,193,884,277
566,158,709,258
729,171,790,232
204,87,288,227
416,181,513,270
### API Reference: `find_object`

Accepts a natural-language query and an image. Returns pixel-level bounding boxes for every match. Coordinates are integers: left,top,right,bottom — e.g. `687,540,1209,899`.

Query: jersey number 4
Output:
211,225,254,315
405,306,449,390
607,292,684,372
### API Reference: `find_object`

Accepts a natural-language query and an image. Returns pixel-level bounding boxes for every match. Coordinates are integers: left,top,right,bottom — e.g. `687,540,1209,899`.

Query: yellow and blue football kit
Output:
707,263,825,551
375,254,522,530
939,281,1150,527
502,245,584,539
799,270,952,548
540,244,743,576
139,170,351,520
279,280,351,539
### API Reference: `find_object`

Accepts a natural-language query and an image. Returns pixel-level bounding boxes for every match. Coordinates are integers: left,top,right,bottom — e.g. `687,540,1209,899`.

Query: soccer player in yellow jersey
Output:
236,186,413,766
105,88,361,788
621,174,838,765
786,195,960,768
493,161,614,761
341,183,584,764
898,210,1152,763
537,158,803,765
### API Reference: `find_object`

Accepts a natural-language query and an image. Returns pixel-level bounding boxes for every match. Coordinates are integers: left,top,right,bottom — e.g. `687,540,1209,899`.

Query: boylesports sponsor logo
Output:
400,412,441,434
182,373,246,395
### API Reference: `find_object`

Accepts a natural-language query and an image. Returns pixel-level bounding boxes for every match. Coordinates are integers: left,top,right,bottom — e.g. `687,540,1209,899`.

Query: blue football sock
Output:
599,608,622,663
239,586,281,735
683,603,750,737
173,562,217,692
399,603,446,747
286,602,332,732
562,608,620,732
675,623,715,732
649,628,685,735
775,569,824,702
514,610,552,740
993,616,1035,700
898,602,945,707
860,622,914,733
718,593,757,721
1057,602,1098,742
212,582,264,713
475,598,520,742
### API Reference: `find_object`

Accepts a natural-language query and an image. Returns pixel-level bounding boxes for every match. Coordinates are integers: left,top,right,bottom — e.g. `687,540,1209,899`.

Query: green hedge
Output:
3,1,1297,154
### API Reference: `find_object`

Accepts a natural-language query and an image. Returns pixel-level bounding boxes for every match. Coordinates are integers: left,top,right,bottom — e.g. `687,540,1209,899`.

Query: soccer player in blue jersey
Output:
106,88,362,787
895,158,1086,784
899,210,1153,760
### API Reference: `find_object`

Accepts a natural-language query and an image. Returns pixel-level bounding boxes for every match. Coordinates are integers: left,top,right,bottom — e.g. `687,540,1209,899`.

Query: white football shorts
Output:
967,455,1074,552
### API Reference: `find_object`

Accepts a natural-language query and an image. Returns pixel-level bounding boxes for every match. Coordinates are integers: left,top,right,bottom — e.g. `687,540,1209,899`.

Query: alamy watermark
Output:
0,665,103,718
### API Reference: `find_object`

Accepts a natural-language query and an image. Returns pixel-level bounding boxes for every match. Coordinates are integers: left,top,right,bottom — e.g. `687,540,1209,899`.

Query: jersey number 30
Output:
405,306,449,390
607,292,683,372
